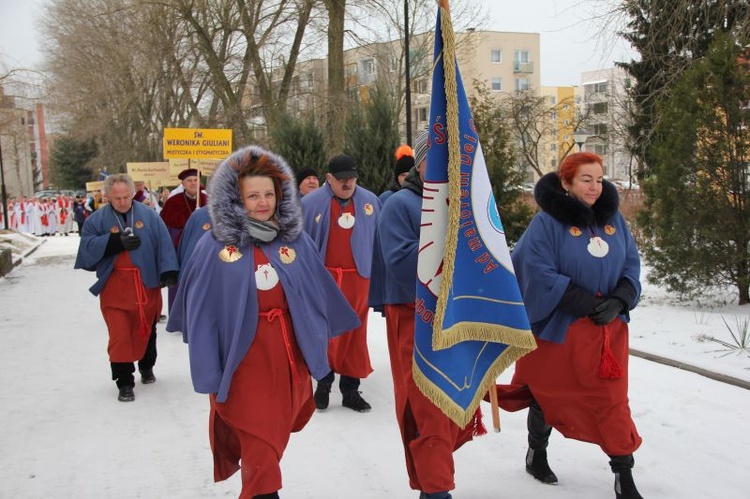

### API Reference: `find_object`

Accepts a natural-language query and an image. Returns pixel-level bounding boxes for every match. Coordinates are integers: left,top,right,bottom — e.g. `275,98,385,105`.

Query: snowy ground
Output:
0,235,748,498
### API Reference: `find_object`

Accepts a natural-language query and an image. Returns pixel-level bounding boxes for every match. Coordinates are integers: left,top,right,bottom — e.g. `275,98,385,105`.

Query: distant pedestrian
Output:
295,167,320,197
74,173,179,402
379,144,415,206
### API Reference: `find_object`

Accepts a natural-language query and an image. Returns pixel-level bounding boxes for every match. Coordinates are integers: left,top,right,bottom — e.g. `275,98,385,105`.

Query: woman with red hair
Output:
498,152,644,498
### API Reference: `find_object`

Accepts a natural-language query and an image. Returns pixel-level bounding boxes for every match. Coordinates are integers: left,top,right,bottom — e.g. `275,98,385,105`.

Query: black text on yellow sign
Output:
163,128,233,159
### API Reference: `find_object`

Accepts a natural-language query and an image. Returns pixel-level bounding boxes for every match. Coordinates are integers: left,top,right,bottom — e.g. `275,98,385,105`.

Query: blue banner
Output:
413,2,536,427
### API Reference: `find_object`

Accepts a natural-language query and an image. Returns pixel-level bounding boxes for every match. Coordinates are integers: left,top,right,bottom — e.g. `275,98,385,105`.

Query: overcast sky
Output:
0,0,635,87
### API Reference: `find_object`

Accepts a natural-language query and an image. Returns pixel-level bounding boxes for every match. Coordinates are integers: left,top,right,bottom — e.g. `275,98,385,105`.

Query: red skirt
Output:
326,267,373,379
385,304,474,493
499,318,641,456
209,310,314,498
99,253,161,362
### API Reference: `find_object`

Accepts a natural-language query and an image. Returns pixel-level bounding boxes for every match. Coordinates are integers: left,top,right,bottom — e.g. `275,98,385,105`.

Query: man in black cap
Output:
296,167,320,197
379,144,415,205
301,154,381,413
160,168,208,311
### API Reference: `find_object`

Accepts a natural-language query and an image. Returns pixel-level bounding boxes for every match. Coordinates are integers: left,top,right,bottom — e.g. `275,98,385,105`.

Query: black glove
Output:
557,282,599,318
160,270,179,288
103,232,125,257
121,232,141,251
589,297,627,325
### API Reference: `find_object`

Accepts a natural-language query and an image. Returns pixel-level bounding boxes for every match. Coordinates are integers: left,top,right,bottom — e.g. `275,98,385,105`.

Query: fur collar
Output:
534,172,619,227
208,145,303,247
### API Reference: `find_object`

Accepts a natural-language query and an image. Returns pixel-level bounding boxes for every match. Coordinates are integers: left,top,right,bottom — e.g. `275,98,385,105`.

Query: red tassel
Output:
599,325,623,379
472,406,487,436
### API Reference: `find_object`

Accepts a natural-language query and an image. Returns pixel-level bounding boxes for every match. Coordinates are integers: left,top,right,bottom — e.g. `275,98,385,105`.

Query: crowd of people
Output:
67,142,644,499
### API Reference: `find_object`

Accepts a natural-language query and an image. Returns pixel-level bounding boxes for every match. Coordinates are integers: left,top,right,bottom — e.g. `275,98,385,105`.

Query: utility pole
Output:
404,0,412,145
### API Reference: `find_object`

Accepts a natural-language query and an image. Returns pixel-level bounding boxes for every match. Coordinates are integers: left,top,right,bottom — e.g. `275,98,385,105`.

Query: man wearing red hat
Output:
160,168,208,310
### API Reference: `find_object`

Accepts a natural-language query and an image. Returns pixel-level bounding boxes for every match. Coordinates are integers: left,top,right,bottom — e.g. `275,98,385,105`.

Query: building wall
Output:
0,89,35,198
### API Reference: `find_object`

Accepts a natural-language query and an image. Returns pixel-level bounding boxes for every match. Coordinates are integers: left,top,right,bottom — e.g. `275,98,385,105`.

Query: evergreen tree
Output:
638,32,750,304
49,136,98,190
469,84,533,245
343,83,400,194
268,112,327,178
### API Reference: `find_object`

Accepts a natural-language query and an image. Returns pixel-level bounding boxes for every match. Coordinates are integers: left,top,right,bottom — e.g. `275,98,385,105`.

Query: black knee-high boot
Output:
525,400,558,484
609,454,644,499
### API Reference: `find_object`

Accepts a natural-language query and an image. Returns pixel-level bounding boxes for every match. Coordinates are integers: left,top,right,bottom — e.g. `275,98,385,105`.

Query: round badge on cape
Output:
604,224,616,235
338,212,355,229
255,263,279,290
135,221,144,229
364,203,374,216
279,246,296,264
202,223,211,231
110,226,119,234
587,236,610,258
219,245,243,263
569,226,582,237
314,214,321,223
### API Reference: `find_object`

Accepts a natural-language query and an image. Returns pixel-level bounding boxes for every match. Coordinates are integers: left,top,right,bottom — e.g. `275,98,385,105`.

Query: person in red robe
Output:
160,168,207,311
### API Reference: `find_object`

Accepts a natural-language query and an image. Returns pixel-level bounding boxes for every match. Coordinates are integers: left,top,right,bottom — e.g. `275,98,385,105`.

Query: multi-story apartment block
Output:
540,85,580,176
261,30,540,141
0,86,38,198
580,67,633,182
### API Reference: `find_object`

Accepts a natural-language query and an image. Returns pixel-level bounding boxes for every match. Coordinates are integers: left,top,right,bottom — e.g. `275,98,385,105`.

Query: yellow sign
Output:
168,158,221,177
163,128,232,159
126,162,172,182
86,181,105,192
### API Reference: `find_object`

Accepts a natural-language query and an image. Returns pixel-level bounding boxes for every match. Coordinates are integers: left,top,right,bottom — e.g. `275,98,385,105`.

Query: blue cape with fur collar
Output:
167,146,360,402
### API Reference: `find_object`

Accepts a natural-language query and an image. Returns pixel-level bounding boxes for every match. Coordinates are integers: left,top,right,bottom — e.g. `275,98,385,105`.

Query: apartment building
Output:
267,30,540,141
579,67,633,181
0,86,38,198
540,85,580,176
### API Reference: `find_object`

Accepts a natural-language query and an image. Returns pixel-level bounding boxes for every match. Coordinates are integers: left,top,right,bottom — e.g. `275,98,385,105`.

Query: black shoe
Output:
342,391,371,413
140,368,156,384
419,492,452,499
118,386,135,402
314,383,331,410
252,493,279,499
526,448,558,484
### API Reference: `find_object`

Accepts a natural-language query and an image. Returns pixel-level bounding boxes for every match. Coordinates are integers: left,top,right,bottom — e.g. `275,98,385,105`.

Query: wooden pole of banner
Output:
488,386,501,432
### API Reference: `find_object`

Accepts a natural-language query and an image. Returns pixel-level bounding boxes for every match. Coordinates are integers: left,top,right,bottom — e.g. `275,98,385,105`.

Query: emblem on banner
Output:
219,245,243,263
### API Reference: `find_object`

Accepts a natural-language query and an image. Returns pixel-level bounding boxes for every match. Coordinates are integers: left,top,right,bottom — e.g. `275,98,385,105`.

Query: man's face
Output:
109,182,134,213
182,176,199,197
326,173,357,199
299,175,320,195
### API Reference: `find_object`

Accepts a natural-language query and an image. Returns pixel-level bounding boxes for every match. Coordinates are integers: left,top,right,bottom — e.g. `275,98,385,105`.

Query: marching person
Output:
160,168,207,312
379,144,414,205
74,173,179,402
369,130,473,499
295,167,320,197
498,152,644,499
167,145,359,499
301,154,381,413
175,205,211,268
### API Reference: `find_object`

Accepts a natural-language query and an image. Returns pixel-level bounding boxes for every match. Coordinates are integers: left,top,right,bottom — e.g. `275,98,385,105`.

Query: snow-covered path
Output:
1,236,748,498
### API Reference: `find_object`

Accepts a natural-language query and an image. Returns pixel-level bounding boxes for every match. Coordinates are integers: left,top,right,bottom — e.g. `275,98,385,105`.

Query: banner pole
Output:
489,386,501,432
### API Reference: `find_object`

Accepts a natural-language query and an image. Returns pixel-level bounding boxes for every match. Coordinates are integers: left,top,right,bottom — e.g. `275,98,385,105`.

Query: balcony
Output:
513,61,534,74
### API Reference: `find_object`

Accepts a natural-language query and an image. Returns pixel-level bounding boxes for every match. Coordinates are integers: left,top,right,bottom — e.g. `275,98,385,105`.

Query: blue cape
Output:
177,206,211,267
166,231,360,403
74,202,179,295
301,183,381,278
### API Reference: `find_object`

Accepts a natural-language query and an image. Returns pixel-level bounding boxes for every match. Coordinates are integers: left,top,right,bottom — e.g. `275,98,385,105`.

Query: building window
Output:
415,78,429,93
418,107,428,122
593,123,608,135
548,96,556,104
363,58,376,76
514,50,529,63
491,77,502,91
550,144,557,151
491,49,502,63
593,144,608,155
594,82,608,93
515,78,530,92
592,102,608,114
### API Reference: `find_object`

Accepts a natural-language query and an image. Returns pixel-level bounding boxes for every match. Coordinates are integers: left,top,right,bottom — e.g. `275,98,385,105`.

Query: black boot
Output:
526,400,558,484
314,381,332,410
252,493,279,499
610,455,643,499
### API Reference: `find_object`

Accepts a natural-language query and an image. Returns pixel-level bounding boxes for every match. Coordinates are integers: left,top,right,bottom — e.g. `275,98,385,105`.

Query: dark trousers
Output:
319,371,360,394
111,323,157,388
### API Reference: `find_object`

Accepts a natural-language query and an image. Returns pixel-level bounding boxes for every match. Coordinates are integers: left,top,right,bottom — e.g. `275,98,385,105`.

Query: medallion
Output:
338,212,355,229
587,236,610,258
255,263,279,290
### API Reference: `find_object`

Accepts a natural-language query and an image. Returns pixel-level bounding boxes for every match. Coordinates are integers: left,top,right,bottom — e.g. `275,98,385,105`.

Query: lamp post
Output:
0,138,8,230
404,0,412,145
573,130,591,152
